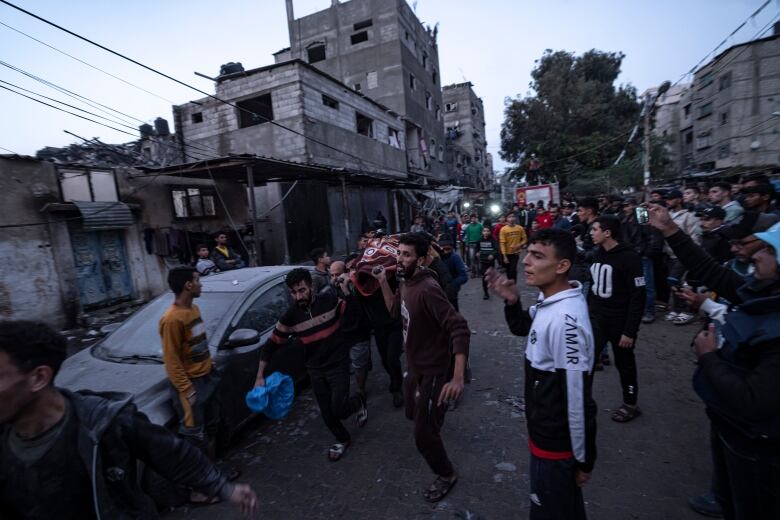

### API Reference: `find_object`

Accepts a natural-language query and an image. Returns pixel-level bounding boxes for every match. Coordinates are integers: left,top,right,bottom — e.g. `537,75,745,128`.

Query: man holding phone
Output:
622,199,663,324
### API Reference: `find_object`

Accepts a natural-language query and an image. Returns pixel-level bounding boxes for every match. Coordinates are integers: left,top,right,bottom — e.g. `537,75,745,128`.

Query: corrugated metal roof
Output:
72,201,134,230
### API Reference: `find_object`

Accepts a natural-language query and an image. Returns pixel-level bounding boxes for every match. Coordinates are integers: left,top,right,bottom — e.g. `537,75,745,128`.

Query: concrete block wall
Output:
0,158,66,327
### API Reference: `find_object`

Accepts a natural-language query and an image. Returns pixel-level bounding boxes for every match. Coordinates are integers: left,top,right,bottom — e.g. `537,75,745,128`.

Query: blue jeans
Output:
642,257,655,317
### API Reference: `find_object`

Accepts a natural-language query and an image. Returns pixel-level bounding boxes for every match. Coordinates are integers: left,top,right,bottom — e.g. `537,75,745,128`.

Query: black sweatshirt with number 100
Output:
587,243,647,338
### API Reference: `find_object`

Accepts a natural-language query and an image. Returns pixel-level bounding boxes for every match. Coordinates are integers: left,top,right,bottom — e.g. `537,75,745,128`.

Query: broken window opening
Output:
171,187,217,219
351,31,369,45
354,19,373,30
307,43,326,64
322,94,339,109
425,91,432,110
356,113,374,138
409,73,416,90
191,112,203,123
237,94,273,128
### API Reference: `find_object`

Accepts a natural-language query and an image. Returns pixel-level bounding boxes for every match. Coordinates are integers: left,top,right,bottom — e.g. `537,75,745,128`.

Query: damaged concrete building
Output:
173,59,411,264
278,0,448,182
442,81,493,189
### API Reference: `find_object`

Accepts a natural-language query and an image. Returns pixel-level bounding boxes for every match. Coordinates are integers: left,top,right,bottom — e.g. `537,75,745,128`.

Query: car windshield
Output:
93,292,238,361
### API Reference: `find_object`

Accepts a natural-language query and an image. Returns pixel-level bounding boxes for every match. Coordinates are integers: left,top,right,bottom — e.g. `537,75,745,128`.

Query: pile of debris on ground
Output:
61,299,146,357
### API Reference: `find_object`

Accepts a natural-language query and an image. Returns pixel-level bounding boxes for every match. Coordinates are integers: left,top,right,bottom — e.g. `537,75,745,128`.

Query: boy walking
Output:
476,226,498,299
488,228,596,519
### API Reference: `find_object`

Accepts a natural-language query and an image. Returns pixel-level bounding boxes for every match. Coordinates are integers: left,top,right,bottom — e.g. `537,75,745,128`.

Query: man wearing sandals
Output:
487,228,596,520
588,215,646,423
254,268,367,462
372,233,470,503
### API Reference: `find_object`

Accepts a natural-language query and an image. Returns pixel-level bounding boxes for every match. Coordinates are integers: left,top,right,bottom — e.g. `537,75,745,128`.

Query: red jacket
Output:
535,212,554,229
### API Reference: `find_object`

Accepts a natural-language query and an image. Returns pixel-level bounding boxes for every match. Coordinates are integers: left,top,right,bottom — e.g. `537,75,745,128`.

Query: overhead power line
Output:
0,145,19,154
0,0,403,176
0,78,141,133
0,59,227,160
0,58,143,127
0,19,178,105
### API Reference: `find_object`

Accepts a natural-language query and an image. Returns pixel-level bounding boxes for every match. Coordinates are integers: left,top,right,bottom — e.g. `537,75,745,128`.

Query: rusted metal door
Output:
69,224,133,308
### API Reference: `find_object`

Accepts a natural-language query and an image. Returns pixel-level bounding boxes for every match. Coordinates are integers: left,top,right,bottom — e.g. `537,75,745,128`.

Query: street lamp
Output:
490,203,500,215
463,202,471,209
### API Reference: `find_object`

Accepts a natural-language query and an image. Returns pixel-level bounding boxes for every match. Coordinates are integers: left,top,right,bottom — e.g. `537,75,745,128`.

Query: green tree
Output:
500,49,640,189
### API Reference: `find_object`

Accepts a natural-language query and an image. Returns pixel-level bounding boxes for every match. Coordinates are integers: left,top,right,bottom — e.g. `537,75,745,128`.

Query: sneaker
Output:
356,393,368,427
642,313,656,324
594,361,604,371
673,312,696,325
687,492,723,518
482,294,489,300
392,390,404,409
601,356,611,366
665,312,680,321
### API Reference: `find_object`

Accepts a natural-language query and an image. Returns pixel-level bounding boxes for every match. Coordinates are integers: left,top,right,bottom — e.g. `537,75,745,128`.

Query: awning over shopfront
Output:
72,201,134,231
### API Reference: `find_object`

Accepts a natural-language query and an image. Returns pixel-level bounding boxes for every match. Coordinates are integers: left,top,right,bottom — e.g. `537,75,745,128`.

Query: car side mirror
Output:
225,328,260,349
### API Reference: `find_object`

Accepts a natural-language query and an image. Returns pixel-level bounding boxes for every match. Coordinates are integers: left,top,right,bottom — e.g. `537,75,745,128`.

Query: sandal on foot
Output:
356,393,368,428
423,475,458,503
611,404,641,423
328,442,350,461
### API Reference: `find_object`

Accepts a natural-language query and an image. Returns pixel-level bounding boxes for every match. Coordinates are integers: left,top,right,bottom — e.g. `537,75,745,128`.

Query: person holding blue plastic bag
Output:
254,268,367,462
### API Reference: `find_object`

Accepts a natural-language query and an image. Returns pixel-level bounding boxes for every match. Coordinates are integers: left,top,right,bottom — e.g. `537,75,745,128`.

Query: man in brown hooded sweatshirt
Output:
373,232,470,503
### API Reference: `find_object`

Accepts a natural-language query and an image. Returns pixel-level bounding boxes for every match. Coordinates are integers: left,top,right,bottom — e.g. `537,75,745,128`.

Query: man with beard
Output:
372,233,470,503
741,182,779,216
255,268,367,461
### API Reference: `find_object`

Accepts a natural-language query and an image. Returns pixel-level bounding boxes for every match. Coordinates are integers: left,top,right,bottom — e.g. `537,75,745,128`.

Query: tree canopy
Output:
500,49,641,190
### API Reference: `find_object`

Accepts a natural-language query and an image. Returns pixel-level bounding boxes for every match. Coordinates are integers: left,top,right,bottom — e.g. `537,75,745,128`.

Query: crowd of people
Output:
2,174,780,519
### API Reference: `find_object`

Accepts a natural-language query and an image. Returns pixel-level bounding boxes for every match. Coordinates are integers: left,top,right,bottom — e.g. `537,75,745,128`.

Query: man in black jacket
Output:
0,321,257,519
255,268,367,461
649,206,780,519
589,215,646,422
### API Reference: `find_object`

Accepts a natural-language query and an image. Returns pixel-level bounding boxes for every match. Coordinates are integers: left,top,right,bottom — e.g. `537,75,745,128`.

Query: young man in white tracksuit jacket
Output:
487,228,596,520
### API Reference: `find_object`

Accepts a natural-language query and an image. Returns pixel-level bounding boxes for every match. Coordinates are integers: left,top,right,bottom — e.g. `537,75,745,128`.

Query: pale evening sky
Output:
0,0,777,173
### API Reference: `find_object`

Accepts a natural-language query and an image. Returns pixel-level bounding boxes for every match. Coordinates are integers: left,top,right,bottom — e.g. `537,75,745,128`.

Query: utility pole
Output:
643,92,651,189
643,81,671,193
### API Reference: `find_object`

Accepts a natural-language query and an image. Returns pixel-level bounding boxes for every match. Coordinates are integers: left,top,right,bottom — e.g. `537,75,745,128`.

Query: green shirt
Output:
464,223,484,244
